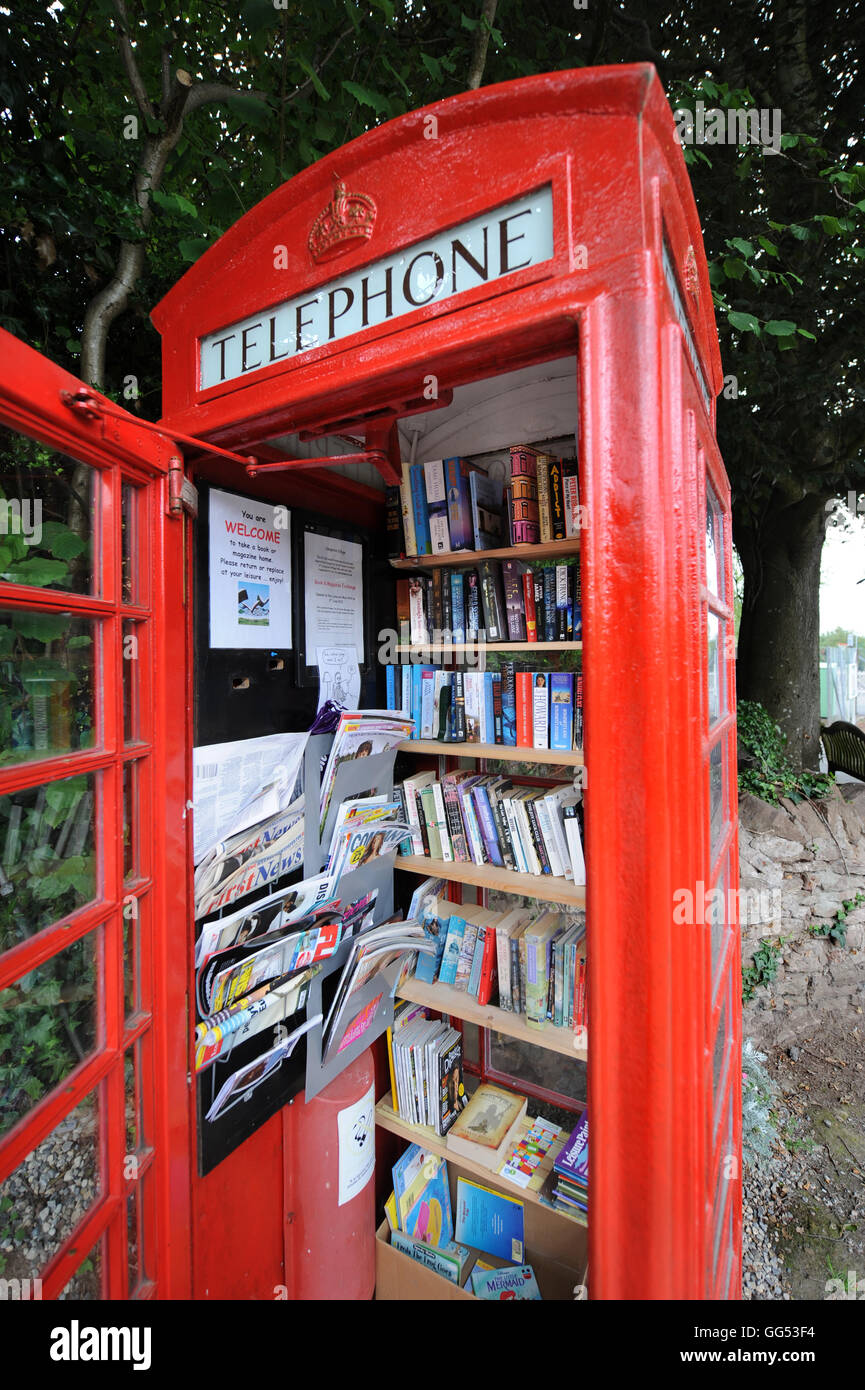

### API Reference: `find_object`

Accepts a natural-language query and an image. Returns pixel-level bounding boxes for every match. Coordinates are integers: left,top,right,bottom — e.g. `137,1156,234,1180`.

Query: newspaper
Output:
194,796,305,918
318,710,414,834
193,731,308,864
204,1015,322,1123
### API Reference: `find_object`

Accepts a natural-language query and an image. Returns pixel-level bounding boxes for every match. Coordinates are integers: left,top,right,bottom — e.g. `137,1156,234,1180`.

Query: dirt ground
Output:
762,1022,865,1299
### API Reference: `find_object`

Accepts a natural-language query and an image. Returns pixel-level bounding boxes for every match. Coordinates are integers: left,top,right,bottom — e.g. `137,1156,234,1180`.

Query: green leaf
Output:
369,0,395,19
757,236,779,257
723,256,746,280
729,237,754,258
764,320,796,336
4,558,68,588
296,56,330,102
39,522,87,560
178,238,211,262
151,188,199,219
341,81,390,115
727,310,760,334
420,52,442,81
780,133,800,149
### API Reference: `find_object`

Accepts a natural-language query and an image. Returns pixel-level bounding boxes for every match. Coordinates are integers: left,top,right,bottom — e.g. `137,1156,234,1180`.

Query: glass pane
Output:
0,1088,101,1278
125,1045,139,1154
58,1234,104,1299
709,739,725,859
0,773,96,950
122,620,141,744
708,859,727,990
121,482,139,605
488,1032,587,1105
0,427,95,595
707,610,723,724
712,982,731,1125
706,479,724,600
123,900,138,1021
0,610,96,764
123,761,137,881
127,1186,140,1294
0,929,99,1139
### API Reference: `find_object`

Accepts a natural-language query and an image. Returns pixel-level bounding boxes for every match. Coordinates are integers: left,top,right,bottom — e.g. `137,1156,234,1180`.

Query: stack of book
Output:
406,903,587,1034
506,444,581,546
385,660,583,752
387,997,467,1135
550,1113,588,1225
387,457,504,558
395,771,587,884
394,557,580,646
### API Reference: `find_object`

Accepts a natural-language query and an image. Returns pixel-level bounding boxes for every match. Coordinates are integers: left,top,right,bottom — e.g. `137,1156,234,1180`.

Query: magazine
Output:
194,798,306,918
197,908,344,1015
195,967,319,1071
321,922,436,1060
195,871,340,970
204,1015,321,1122
328,811,412,880
318,711,414,834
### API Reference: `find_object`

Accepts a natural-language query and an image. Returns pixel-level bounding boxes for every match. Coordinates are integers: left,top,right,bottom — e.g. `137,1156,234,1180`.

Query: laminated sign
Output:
337,1083,375,1207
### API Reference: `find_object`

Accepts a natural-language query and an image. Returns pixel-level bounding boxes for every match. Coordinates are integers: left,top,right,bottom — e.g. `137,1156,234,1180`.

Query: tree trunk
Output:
735,490,827,769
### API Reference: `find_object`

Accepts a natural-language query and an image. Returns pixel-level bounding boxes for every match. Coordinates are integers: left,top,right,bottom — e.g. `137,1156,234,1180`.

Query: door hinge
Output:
168,454,198,518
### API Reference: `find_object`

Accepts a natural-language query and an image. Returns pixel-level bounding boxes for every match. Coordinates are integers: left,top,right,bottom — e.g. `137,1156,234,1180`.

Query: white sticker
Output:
337,1082,375,1207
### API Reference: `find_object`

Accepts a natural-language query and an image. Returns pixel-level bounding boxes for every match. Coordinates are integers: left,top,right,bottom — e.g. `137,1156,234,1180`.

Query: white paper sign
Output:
316,645,361,712
337,1082,376,1207
304,531,364,659
209,488,292,649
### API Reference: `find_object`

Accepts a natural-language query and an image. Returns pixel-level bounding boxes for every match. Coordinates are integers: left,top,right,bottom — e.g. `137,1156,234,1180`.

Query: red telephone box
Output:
1,62,740,1300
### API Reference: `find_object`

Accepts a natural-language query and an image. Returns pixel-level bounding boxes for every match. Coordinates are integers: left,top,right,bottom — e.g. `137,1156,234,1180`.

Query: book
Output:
522,570,538,641
515,671,533,747
536,451,553,543
548,458,565,540
385,484,405,559
436,1028,467,1135
478,559,506,641
403,1153,455,1247
472,1263,542,1300
469,471,504,550
562,457,580,537
502,558,527,641
438,915,466,986
450,571,465,643
508,445,540,545
454,1176,525,1263
399,461,417,558
465,569,482,639
500,660,517,746
447,1082,528,1172
391,1230,473,1285
549,671,575,750
453,920,479,990
532,671,550,749
444,456,474,551
424,458,451,554
410,462,432,554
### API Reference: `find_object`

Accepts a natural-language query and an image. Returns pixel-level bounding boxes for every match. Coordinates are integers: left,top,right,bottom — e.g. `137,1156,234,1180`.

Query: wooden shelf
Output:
375,1096,573,1213
395,853,586,907
394,641,582,654
397,974,588,1060
397,739,584,767
390,538,581,569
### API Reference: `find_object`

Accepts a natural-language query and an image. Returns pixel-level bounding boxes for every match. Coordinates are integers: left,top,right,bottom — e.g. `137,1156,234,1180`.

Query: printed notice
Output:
304,531,364,660
209,488,291,649
337,1082,376,1207
316,645,360,712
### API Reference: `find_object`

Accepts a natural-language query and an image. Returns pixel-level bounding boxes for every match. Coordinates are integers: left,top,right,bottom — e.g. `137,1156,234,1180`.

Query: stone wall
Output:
740,785,865,1048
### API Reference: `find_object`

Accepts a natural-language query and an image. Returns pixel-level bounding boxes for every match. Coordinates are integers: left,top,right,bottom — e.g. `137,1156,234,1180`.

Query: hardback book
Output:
450,571,466,644
532,671,550,749
392,1143,438,1230
386,484,405,559
548,458,566,540
478,559,506,642
444,456,474,551
399,461,418,557
410,463,432,554
469,471,504,550
403,1154,455,1247
500,660,517,746
424,458,451,554
561,457,580,537
508,445,540,546
536,451,553,543
465,568,482,639
472,1263,542,1300
447,1083,528,1172
502,558,527,641
453,1176,526,1262
549,672,575,750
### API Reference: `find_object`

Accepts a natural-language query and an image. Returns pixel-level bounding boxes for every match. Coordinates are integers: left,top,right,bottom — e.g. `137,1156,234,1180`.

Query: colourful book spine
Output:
445,456,473,551
466,569,482,639
410,462,432,554
562,458,580,537
438,916,466,985
523,571,537,642
450,572,466,644
542,565,556,641
502,559,527,641
532,673,549,750
453,921,479,990
549,672,574,750
466,924,487,998
483,672,496,744
492,673,503,744
516,671,533,748
501,660,517,746
472,783,504,867
548,458,565,540
477,925,498,1006
536,452,553,543
385,663,397,710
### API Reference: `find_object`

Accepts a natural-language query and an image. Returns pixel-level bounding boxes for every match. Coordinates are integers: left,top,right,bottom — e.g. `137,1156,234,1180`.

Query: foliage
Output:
742,938,783,1003
741,1037,778,1166
737,699,833,804
808,891,865,948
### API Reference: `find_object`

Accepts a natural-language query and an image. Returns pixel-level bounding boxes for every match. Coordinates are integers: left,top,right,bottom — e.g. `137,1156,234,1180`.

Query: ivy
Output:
737,699,833,805
742,939,783,1002
808,891,865,949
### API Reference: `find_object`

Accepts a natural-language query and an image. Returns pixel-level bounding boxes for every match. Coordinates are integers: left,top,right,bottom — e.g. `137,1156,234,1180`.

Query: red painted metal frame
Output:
151,65,735,1299
0,330,193,1299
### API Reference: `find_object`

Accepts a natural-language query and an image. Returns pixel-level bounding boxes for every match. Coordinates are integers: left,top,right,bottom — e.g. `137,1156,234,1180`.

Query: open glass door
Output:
0,333,191,1299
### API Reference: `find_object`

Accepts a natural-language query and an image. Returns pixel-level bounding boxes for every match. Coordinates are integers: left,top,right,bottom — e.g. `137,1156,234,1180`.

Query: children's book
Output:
472,1263,542,1300
391,1230,473,1285
454,1176,525,1262
403,1154,454,1248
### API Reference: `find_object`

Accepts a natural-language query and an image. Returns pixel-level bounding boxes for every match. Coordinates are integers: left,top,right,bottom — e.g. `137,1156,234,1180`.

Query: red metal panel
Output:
192,1111,285,1300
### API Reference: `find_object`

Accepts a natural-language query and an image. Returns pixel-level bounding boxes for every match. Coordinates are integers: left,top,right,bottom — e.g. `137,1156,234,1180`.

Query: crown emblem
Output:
308,176,377,264
683,244,699,299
